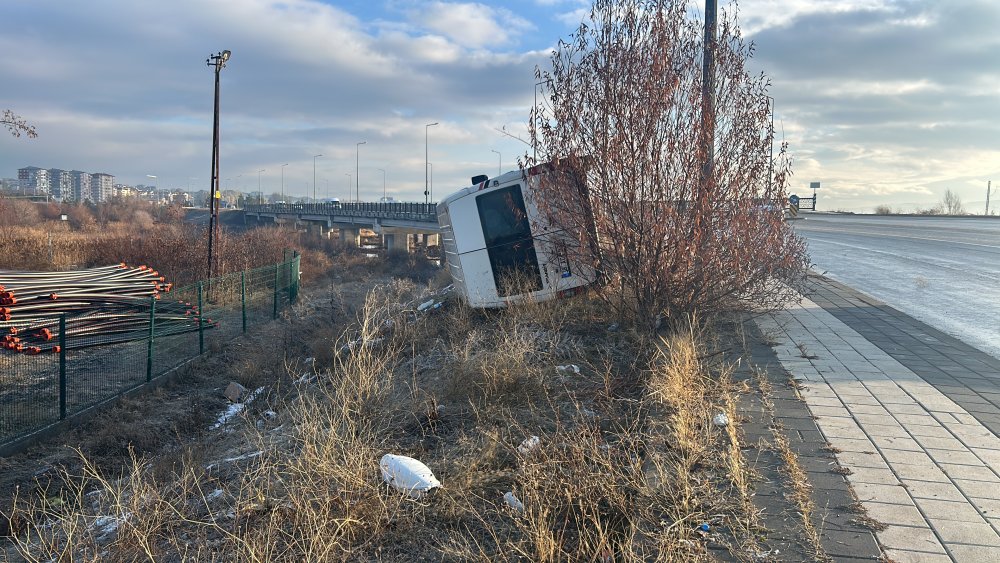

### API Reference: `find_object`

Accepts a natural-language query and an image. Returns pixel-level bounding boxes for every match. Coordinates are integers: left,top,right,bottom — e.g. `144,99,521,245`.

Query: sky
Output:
1,0,998,212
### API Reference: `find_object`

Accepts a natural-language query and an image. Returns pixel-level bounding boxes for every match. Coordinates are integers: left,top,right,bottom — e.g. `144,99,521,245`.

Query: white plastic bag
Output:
380,454,441,498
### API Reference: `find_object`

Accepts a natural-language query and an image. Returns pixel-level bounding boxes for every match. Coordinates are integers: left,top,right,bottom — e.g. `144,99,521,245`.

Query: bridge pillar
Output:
339,228,360,247
383,232,408,252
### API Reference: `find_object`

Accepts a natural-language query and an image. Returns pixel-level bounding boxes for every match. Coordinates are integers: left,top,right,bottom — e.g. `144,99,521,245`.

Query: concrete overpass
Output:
243,202,441,252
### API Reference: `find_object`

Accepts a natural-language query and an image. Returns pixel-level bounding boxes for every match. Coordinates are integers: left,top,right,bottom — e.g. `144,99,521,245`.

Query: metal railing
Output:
245,202,438,223
0,252,300,450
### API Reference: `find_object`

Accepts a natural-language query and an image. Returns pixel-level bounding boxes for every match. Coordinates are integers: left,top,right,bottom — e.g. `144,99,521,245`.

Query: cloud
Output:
415,2,534,49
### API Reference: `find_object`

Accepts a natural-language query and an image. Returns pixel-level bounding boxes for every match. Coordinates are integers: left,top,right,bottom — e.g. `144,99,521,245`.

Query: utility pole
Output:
206,49,230,280
987,180,992,216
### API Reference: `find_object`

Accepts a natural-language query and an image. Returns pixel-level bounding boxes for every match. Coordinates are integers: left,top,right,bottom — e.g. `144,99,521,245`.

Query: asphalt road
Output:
794,213,1000,360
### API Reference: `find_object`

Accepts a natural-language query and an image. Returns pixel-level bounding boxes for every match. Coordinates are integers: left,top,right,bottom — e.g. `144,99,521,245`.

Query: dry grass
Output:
4,287,771,561
756,371,831,562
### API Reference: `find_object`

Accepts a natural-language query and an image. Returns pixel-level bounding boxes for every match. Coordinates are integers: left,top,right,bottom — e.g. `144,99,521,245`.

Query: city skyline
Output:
1,0,998,212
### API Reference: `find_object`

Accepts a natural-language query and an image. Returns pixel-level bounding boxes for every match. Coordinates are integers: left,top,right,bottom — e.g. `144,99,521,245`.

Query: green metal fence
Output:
0,252,300,450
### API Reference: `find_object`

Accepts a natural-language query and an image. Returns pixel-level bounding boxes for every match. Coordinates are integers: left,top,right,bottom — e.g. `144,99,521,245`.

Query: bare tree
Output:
942,189,965,215
2,109,37,138
527,0,808,327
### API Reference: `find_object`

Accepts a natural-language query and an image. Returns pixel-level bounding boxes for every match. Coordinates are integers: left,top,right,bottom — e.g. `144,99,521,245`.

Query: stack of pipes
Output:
1,264,214,354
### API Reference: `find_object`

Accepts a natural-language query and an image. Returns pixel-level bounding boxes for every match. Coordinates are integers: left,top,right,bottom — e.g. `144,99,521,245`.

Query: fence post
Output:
272,263,279,319
59,314,66,420
241,270,247,334
198,281,205,354
146,295,156,382
286,258,293,303
291,252,300,303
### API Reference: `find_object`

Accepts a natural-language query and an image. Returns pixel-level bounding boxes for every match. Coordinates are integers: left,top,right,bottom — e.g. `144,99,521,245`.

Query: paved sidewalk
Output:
758,288,1000,562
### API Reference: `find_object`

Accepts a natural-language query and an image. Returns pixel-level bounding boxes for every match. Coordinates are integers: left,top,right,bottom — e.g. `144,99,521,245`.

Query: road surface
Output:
794,214,1000,360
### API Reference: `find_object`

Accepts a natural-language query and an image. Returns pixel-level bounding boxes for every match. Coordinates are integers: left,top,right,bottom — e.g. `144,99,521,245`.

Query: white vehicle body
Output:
436,166,594,308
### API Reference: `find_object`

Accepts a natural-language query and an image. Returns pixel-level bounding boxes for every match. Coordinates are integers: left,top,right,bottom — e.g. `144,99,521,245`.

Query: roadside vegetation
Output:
874,188,970,216
0,197,361,286
4,277,776,561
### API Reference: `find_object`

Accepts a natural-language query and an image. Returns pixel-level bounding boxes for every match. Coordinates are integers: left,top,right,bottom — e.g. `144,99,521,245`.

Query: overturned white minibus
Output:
436,165,595,308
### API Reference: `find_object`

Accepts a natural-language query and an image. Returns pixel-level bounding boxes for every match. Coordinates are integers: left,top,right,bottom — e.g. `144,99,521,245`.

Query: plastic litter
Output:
417,300,435,312
698,523,710,532
712,413,729,427
555,364,581,375
503,491,525,513
380,454,441,498
517,435,541,455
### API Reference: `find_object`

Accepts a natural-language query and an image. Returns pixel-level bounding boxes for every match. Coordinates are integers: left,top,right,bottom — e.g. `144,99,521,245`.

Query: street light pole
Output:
425,122,438,204
356,140,366,202
377,168,386,200
257,168,264,204
312,154,322,203
206,49,231,279
280,163,288,201
533,80,546,164
429,162,433,202
491,149,501,176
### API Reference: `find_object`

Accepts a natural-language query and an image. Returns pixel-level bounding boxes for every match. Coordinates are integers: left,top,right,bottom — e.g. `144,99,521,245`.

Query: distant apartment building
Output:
48,169,73,201
90,172,114,202
17,166,50,195
71,170,92,202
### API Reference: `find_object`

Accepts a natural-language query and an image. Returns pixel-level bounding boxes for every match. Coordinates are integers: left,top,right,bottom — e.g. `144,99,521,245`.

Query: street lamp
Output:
280,163,288,202
533,80,546,163
313,154,322,203
491,149,501,176
429,162,433,202
206,48,231,279
765,95,774,193
257,168,265,204
356,140,366,203
377,168,386,200
425,122,438,204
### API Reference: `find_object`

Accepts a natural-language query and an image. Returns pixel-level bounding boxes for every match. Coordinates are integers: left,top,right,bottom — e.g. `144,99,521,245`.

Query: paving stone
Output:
881,448,935,466
924,448,984,467
906,424,954,439
871,434,924,451
901,480,967,503
864,423,912,439
853,482,914,505
939,464,1000,483
876,525,946,554
848,466,901,486
915,498,986,523
966,497,1000,519
945,544,1000,562
891,463,951,483
828,436,878,453
861,501,927,527
911,434,969,452
836,450,889,469
931,518,1000,546
881,549,954,563
895,413,946,427
820,528,881,558
954,479,1000,501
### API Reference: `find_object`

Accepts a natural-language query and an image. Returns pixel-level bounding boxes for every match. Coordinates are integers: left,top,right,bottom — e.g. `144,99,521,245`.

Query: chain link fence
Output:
0,251,300,450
